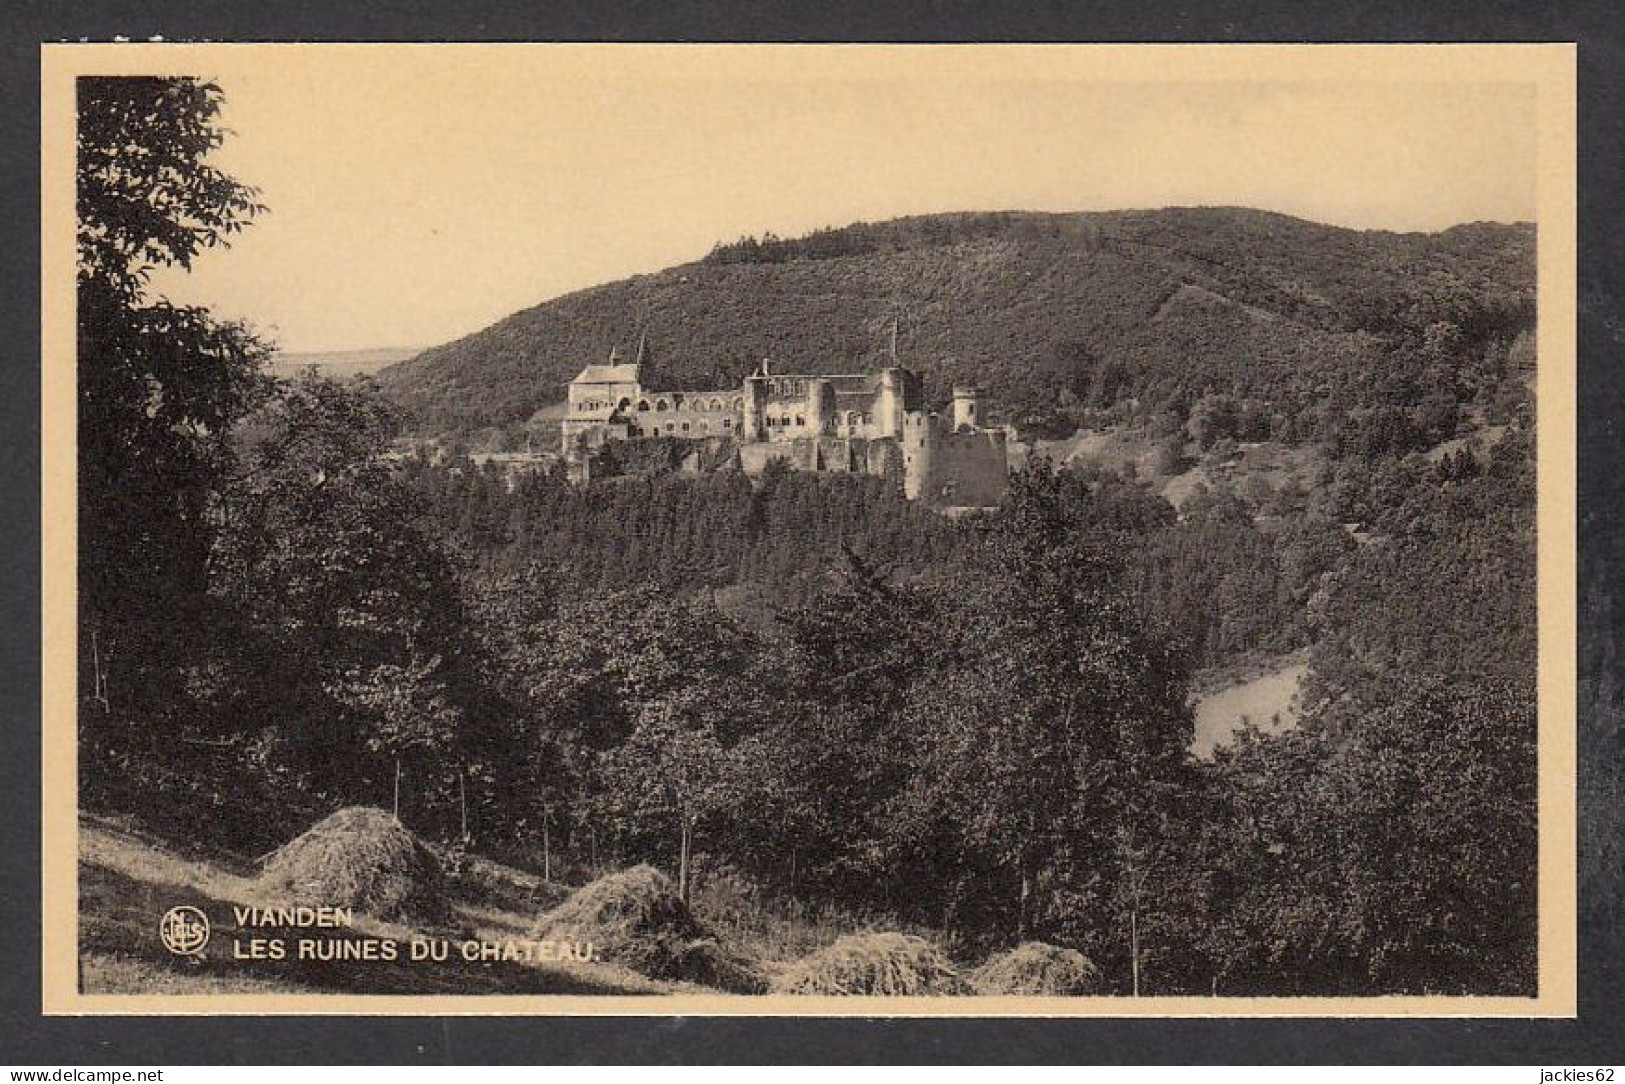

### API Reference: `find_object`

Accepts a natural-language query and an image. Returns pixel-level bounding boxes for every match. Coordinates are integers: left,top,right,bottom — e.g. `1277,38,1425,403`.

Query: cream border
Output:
39,42,1578,1018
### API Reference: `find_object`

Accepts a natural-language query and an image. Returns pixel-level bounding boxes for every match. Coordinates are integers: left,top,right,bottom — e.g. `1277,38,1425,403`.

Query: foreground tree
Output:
209,373,500,840
886,461,1194,970
77,76,272,804
572,596,765,900
731,549,940,905
592,697,741,905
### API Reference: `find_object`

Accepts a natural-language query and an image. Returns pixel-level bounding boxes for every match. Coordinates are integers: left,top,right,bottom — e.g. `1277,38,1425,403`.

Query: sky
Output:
105,45,1547,354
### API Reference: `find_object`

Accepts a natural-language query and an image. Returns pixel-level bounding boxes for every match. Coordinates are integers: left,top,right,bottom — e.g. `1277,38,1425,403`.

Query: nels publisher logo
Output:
158,905,210,956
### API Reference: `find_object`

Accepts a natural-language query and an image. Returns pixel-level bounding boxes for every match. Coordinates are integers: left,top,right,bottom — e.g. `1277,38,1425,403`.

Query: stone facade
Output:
561,360,1008,507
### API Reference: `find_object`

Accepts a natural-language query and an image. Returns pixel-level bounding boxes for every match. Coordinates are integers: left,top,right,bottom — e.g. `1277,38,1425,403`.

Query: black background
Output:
1,0,1620,1064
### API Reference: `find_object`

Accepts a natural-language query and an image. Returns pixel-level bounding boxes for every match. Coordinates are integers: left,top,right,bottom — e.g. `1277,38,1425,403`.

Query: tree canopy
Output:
77,76,274,806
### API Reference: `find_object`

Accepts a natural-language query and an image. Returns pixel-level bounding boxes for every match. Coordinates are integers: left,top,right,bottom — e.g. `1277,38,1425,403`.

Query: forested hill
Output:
376,208,1534,435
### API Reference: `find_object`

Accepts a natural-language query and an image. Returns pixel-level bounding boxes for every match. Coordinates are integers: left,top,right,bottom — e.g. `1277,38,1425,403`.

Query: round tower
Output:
951,385,982,431
742,374,769,442
902,414,936,501
876,368,906,439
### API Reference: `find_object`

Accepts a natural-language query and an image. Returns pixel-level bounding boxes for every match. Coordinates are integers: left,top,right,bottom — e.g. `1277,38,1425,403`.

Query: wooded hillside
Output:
376,208,1534,434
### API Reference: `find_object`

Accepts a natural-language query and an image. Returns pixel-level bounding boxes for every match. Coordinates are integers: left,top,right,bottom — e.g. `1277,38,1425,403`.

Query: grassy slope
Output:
376,208,1534,432
80,813,967,996
78,815,673,996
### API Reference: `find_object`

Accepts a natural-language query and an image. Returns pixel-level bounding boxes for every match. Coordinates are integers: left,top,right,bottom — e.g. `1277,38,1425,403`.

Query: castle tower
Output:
742,369,769,442
951,386,982,431
807,378,836,437
876,368,907,440
902,413,937,501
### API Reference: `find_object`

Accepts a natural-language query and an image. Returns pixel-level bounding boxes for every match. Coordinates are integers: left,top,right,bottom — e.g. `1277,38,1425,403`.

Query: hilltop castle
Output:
560,358,1009,507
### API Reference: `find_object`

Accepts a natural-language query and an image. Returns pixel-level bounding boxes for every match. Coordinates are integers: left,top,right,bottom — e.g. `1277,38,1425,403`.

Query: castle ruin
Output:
560,359,1008,507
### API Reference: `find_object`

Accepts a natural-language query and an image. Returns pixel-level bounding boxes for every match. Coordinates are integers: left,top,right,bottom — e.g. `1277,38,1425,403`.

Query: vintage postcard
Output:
40,42,1576,1016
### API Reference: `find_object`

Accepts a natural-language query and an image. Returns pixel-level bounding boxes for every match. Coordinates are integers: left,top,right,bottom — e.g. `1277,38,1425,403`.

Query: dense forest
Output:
78,77,1541,998
401,452,1345,673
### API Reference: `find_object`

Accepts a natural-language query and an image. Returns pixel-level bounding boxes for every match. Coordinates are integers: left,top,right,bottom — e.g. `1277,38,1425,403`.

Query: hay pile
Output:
533,865,764,993
771,932,966,996
259,806,449,926
971,941,1102,995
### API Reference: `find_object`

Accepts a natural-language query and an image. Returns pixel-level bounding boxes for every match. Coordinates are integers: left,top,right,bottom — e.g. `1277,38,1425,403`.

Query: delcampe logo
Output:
158,906,210,956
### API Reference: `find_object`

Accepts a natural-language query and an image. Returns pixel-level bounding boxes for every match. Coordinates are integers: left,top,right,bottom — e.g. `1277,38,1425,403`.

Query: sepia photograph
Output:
39,42,1577,1015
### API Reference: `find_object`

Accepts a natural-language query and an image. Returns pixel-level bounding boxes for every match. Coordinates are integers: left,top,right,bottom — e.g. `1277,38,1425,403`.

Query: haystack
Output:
533,865,764,993
770,932,966,996
970,941,1102,995
259,806,449,925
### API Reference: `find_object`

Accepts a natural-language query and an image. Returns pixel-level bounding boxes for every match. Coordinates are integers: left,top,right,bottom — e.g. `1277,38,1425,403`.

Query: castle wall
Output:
736,371,912,443
567,379,642,416
864,437,904,484
815,437,857,473
630,397,741,440
831,392,879,439
754,380,831,442
756,395,816,440
564,360,1003,506
916,428,1009,508
738,436,874,476
739,438,819,475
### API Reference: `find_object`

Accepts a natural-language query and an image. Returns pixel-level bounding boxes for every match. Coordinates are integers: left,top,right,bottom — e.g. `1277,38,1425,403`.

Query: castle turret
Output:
951,386,982,431
876,367,907,440
902,413,937,501
742,369,769,442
